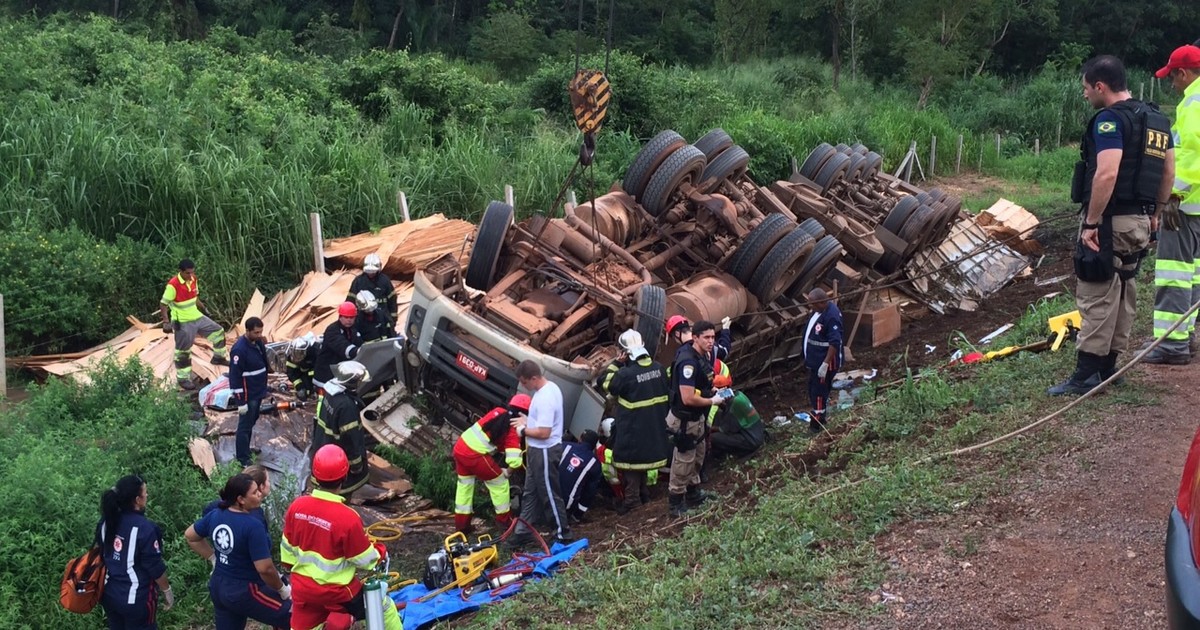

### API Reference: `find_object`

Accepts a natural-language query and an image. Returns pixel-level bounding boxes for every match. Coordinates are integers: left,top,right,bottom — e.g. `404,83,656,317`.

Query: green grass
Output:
467,265,1160,629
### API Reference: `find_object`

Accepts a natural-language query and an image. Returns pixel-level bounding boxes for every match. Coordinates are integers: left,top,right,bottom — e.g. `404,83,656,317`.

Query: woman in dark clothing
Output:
97,475,173,630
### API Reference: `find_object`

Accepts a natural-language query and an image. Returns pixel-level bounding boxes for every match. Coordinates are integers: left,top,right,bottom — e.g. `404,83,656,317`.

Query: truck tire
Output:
798,217,826,240
623,130,685,199
798,143,837,180
748,228,816,304
788,235,844,299
926,187,948,203
642,144,706,217
813,152,852,194
849,142,869,155
464,201,513,291
699,145,750,193
726,213,796,285
845,153,868,182
861,151,883,178
834,143,851,154
882,195,920,235
634,285,666,358
694,128,734,160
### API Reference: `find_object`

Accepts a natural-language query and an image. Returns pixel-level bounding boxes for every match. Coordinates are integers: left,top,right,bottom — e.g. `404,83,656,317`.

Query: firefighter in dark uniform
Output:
286,336,321,401
804,288,843,434
667,320,730,517
347,254,397,323
597,330,672,515
312,361,370,495
314,302,363,391
1049,55,1176,395
353,290,395,342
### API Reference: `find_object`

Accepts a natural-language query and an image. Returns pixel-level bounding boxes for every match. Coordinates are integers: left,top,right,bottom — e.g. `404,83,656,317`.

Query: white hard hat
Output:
288,337,310,361
363,253,383,273
618,329,648,360
599,417,615,438
355,290,378,313
332,361,369,387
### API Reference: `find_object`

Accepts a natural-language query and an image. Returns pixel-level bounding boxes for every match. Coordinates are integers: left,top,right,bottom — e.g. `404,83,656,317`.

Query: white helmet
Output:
355,290,378,313
288,337,311,362
363,253,383,274
599,417,615,438
332,361,369,387
618,329,648,359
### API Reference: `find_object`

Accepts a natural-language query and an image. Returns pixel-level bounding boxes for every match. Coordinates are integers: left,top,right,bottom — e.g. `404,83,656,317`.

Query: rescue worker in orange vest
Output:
160,258,228,390
281,444,402,630
312,361,370,496
452,394,529,534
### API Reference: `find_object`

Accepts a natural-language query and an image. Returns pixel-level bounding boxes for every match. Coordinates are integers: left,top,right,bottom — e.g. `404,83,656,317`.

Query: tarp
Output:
391,539,589,630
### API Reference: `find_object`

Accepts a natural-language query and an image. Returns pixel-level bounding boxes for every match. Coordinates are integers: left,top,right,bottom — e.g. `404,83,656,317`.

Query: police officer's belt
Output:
1107,203,1154,216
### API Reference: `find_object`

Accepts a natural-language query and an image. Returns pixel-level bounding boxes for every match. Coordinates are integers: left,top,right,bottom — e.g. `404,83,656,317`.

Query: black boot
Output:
1047,351,1103,396
1100,352,1125,386
669,493,688,517
686,486,714,507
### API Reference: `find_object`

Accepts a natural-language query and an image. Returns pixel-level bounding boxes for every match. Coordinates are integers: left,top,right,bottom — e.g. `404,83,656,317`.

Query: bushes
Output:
0,222,177,355
0,359,214,628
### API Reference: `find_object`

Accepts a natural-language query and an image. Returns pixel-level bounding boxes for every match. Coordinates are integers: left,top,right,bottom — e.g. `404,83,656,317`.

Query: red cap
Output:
338,302,358,318
508,393,532,412
1155,45,1200,78
312,444,350,482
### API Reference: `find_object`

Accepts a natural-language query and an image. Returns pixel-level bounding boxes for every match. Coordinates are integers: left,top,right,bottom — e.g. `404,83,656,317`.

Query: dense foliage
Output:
0,360,217,628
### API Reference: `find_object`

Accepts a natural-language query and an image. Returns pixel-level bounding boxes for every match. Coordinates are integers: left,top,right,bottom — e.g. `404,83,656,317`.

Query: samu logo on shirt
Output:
213,524,235,559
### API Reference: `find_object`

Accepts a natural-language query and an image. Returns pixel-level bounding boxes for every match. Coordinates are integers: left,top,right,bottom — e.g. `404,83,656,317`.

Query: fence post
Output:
397,191,410,222
930,135,937,177
1056,120,1062,148
1139,82,1145,101
955,134,963,174
1151,78,1156,101
310,213,326,274
995,133,1002,159
504,184,515,208
978,138,984,171
1035,138,1040,157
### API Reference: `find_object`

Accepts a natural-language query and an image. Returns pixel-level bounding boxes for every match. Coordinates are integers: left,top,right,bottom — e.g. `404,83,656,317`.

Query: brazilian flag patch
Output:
1097,120,1118,135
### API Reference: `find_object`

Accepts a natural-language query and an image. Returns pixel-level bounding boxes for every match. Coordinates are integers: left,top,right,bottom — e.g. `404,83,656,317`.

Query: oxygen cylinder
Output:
364,579,387,630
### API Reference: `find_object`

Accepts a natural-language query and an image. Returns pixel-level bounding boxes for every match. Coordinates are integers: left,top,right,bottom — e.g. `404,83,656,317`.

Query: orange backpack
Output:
59,545,106,614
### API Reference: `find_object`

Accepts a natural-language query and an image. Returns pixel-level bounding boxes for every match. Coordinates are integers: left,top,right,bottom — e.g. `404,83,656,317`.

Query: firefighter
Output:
281,445,402,630
347,253,397,324
599,330,672,515
1049,55,1174,393
312,361,370,496
286,335,321,401
160,258,228,390
667,320,730,517
314,302,362,391
354,290,395,342
804,288,843,433
452,394,529,534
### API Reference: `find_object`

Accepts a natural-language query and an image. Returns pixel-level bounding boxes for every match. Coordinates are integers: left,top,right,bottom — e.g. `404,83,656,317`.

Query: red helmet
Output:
312,444,349,483
338,302,358,318
666,315,690,336
508,393,532,413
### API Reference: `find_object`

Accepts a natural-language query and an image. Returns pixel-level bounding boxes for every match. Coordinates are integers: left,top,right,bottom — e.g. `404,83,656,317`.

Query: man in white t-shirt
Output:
507,360,574,547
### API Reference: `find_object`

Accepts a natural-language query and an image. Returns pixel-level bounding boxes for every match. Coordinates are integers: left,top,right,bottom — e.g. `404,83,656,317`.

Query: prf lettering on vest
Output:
636,369,662,383
1146,129,1170,159
298,513,333,531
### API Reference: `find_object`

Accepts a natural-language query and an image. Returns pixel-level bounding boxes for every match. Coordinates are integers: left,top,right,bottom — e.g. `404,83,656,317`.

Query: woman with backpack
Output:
97,475,173,629
185,473,291,630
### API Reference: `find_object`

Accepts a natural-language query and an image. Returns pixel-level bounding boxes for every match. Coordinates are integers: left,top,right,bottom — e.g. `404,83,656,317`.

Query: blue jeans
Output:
235,399,262,466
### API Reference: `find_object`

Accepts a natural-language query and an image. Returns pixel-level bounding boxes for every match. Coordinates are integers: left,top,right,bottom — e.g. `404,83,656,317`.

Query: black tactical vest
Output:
1074,99,1171,211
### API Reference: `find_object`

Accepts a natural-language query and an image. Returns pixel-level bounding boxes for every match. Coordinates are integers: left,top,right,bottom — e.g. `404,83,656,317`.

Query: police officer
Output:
804,288,843,434
1143,45,1200,364
667,320,730,517
598,330,672,515
347,253,397,323
313,361,370,495
1049,55,1175,395
314,302,362,391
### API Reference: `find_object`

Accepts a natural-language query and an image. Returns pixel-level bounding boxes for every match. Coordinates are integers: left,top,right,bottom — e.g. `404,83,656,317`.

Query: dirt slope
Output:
846,363,1200,629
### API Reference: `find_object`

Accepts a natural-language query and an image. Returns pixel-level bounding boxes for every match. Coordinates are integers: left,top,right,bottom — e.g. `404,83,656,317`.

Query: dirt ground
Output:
831,363,1197,630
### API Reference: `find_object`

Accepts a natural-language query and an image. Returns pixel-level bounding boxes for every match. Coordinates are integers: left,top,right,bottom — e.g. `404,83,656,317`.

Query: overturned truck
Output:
373,130,1026,446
